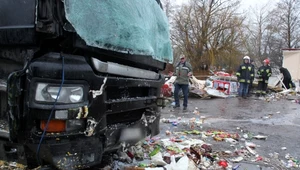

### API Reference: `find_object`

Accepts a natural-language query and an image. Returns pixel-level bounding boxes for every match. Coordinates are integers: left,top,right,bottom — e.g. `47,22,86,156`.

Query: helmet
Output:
263,59,270,65
243,56,250,60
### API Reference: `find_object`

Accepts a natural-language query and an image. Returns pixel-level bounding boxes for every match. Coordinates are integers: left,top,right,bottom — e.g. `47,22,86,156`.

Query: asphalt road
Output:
159,96,300,169
2,95,299,169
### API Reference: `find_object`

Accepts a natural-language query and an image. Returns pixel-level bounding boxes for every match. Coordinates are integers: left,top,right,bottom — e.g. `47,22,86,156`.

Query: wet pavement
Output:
1,95,300,169
158,96,300,169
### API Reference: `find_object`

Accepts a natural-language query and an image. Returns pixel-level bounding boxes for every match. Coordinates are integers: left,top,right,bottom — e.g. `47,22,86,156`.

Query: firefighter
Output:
236,56,254,98
279,67,295,89
256,59,272,96
248,59,255,96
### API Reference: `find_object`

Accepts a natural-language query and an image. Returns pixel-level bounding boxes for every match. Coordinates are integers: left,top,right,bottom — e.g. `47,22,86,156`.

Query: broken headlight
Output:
40,119,85,132
35,83,84,103
66,119,85,132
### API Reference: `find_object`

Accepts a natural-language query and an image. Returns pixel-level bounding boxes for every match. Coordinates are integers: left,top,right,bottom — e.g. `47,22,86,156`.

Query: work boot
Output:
173,105,180,109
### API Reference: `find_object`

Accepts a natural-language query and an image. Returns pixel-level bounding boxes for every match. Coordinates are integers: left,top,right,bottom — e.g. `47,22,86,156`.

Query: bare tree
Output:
260,0,300,67
165,0,300,69
273,0,300,48
262,16,285,67
161,0,173,20
161,0,184,67
241,2,271,66
171,0,244,71
241,0,300,67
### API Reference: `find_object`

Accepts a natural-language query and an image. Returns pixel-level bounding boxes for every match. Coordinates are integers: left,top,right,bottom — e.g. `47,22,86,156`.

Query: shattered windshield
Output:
64,0,173,63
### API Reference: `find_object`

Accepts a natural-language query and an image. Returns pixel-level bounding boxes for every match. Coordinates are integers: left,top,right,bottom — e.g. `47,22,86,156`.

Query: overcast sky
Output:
173,0,278,11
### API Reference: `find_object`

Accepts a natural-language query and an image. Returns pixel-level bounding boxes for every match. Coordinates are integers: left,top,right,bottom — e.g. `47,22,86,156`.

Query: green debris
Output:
149,146,161,157
184,130,201,135
166,146,182,154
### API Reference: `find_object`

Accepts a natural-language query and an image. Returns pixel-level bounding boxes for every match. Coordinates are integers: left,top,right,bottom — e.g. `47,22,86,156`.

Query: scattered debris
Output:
165,130,171,136
225,138,238,145
108,124,280,170
245,141,257,148
280,153,300,168
206,88,229,98
218,160,228,168
163,73,300,100
231,156,243,163
90,77,107,98
162,75,237,98
232,164,241,169
253,135,268,140
0,160,27,169
245,145,257,155
84,118,98,136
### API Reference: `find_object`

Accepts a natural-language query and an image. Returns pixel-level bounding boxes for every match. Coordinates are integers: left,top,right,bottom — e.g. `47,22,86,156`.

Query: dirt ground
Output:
158,96,300,169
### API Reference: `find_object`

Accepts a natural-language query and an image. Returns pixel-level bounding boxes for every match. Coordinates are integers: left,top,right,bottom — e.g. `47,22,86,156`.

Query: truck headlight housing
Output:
35,83,84,103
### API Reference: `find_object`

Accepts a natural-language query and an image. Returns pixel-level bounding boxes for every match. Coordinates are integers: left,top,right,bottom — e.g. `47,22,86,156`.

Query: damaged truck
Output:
0,0,172,169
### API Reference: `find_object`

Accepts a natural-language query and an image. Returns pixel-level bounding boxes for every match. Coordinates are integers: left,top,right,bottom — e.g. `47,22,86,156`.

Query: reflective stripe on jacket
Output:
257,65,272,83
250,64,255,80
236,63,254,83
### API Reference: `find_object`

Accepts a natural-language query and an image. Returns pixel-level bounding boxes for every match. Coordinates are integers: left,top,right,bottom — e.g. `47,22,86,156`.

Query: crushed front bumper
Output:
0,112,160,169
2,53,163,169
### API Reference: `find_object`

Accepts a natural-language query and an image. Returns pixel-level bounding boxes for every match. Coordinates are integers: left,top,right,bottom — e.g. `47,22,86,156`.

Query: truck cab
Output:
0,0,172,169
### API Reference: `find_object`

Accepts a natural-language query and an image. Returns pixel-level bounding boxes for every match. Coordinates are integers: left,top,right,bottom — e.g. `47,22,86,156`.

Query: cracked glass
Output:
64,0,173,63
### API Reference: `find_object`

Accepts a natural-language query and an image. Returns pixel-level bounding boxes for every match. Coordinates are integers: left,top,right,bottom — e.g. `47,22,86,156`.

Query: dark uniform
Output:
256,65,272,96
236,62,254,98
248,61,255,96
279,67,294,89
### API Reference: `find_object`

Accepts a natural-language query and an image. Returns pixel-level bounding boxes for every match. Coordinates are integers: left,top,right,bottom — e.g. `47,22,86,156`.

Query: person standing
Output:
248,59,255,96
256,59,272,97
169,55,193,110
279,67,294,89
236,56,254,99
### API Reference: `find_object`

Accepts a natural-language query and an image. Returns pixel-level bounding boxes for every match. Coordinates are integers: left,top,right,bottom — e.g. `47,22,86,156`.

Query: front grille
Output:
106,87,152,101
106,109,143,125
